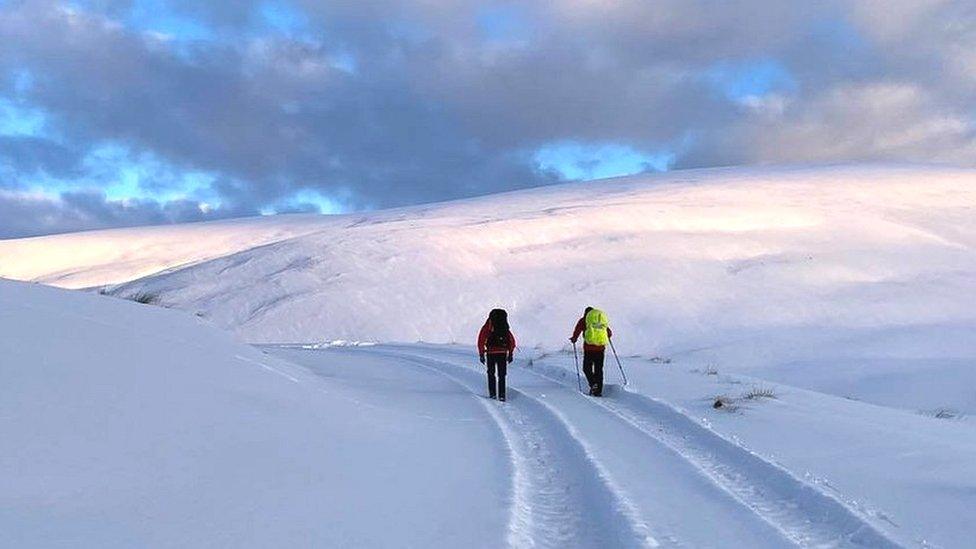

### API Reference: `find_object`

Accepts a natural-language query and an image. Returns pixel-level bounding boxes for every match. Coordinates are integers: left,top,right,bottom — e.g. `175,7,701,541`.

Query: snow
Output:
0,280,509,547
0,214,329,289
88,165,976,414
311,342,975,547
3,164,976,547
5,277,971,546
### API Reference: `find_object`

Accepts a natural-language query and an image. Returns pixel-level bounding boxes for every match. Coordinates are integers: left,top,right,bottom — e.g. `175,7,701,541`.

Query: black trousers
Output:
486,354,508,399
582,349,605,395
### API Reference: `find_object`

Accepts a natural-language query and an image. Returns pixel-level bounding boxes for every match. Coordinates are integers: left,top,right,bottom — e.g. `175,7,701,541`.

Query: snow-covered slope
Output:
0,214,329,289
5,159,976,547
106,165,976,344
12,277,967,547
0,279,513,547
100,165,976,412
3,165,975,413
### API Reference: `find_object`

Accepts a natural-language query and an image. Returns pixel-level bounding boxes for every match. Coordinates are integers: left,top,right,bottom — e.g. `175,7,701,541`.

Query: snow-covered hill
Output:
5,162,976,546
3,165,975,413
108,166,976,346
0,214,329,289
110,165,976,412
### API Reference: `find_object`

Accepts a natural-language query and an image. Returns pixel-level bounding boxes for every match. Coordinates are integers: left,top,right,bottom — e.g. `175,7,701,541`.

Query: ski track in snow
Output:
371,345,906,549
359,348,659,549
577,391,903,548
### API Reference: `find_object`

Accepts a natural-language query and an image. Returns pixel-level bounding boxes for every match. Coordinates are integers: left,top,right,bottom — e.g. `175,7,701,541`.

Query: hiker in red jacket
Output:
478,308,516,402
570,306,612,396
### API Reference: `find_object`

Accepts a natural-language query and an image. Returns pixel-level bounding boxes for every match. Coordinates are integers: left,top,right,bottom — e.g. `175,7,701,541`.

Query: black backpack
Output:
487,309,510,349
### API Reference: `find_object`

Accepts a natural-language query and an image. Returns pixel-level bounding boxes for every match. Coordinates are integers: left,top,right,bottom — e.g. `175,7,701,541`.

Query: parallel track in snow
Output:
361,348,657,548
373,345,905,549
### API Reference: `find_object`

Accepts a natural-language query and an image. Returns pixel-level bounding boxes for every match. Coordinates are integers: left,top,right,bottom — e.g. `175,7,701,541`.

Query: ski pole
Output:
572,340,583,393
609,339,628,386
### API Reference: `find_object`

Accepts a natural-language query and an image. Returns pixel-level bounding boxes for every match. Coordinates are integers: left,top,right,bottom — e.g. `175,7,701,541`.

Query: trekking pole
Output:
572,340,583,393
609,339,628,386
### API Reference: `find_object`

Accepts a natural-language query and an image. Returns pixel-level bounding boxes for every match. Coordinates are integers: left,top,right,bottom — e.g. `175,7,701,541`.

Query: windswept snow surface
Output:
0,214,328,289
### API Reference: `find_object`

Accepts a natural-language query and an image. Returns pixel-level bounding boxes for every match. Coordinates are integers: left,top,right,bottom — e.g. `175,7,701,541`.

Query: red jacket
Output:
571,317,612,352
478,321,517,355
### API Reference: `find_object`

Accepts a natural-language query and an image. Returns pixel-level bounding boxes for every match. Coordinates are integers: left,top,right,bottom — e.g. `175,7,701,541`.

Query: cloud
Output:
0,135,83,179
676,82,976,169
1,1,554,210
0,187,249,238
758,82,976,165
0,0,974,237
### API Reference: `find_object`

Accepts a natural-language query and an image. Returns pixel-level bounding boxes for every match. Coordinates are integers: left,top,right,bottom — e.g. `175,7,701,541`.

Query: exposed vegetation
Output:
127,291,162,305
742,386,777,400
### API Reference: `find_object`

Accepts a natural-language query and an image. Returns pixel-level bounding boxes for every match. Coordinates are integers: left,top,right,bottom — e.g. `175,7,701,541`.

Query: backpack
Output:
487,309,510,349
584,308,609,346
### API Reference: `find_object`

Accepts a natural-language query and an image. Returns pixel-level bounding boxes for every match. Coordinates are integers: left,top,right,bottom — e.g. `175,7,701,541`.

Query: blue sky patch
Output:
706,59,797,101
477,5,531,42
810,18,868,52
258,1,309,37
0,98,47,138
534,142,674,181
12,69,34,95
261,188,343,215
71,143,215,203
127,0,215,41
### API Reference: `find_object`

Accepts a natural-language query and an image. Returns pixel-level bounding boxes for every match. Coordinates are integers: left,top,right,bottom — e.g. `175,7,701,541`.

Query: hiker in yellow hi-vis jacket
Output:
569,307,612,396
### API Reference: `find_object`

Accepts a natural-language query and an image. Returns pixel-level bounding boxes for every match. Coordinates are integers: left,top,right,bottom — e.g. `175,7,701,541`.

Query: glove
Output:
479,354,486,364
569,337,577,343
507,354,513,364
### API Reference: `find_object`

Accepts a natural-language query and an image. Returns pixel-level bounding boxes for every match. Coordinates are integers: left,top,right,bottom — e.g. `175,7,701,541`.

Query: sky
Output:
0,0,974,238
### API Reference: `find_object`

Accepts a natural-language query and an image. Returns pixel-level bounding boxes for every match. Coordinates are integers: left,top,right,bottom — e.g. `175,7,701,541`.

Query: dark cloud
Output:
1,1,556,210
0,136,83,179
0,188,252,239
0,0,974,237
